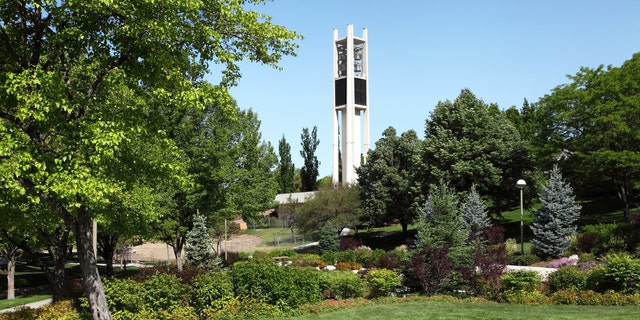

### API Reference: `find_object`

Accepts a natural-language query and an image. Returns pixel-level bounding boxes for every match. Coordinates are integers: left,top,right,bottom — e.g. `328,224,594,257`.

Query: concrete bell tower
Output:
332,24,370,185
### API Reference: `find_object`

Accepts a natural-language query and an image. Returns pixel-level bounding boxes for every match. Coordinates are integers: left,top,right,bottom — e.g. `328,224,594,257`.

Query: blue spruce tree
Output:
185,214,213,267
461,185,492,240
530,166,581,259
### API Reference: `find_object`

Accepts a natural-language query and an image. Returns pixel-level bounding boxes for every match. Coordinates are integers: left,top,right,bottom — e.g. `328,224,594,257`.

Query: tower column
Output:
332,24,369,185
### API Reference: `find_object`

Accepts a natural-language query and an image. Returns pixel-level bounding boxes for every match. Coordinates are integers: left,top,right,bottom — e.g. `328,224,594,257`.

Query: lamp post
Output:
516,179,527,254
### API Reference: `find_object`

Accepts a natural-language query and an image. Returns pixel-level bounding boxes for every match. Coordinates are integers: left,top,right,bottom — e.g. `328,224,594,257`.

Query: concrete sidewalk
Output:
0,298,52,314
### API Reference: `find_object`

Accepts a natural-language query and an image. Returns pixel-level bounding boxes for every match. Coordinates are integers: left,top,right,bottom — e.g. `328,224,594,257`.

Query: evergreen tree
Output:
300,126,320,191
530,166,581,259
461,186,492,240
318,222,339,253
185,214,213,268
277,135,296,193
415,182,470,262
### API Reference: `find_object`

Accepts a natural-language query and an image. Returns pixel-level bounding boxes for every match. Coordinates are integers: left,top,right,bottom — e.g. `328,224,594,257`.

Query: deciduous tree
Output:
0,1,299,318
300,126,320,191
357,127,423,236
422,89,532,214
534,54,640,218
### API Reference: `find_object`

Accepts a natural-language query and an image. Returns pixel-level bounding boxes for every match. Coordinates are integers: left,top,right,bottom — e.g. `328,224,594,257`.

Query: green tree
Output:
357,127,423,236
300,126,320,191
277,135,296,193
415,182,470,262
296,184,362,235
534,54,640,218
530,166,581,259
0,1,299,318
185,214,212,268
422,89,532,214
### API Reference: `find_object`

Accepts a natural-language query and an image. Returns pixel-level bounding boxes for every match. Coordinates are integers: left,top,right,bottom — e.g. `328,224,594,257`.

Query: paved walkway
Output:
0,298,52,314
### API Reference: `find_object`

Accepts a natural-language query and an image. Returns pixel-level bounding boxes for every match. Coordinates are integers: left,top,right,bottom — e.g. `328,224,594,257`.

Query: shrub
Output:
335,261,352,271
500,290,550,304
351,262,363,270
353,246,373,266
104,277,145,314
140,273,190,311
340,236,363,250
321,271,367,299
580,223,627,255
320,251,336,265
593,253,640,294
504,238,519,256
551,290,640,306
191,271,235,314
294,254,322,267
202,296,284,320
501,270,541,293
547,266,589,292
231,259,321,310
410,246,453,295
316,260,328,269
576,232,598,253
7,300,83,320
334,250,357,264
508,253,540,266
366,268,401,298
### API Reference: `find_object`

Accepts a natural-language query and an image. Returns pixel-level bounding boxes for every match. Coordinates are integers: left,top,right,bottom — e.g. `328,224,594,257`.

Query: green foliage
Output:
318,223,340,254
588,253,640,294
507,253,541,266
320,271,368,299
277,135,296,193
185,214,212,268
357,127,423,235
300,126,320,191
201,296,284,320
423,89,533,213
104,273,189,316
191,271,235,314
500,270,541,293
548,267,589,293
415,181,472,268
0,0,301,315
551,290,640,306
366,269,402,298
3,300,82,320
297,185,362,235
103,278,145,314
534,54,640,217
231,259,321,311
579,223,630,255
530,166,581,259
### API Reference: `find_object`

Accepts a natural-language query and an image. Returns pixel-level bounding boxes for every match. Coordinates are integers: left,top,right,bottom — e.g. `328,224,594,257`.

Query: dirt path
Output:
129,234,263,263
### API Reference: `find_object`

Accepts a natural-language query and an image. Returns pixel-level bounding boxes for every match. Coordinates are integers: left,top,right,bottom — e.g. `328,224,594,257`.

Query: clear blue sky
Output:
220,0,640,178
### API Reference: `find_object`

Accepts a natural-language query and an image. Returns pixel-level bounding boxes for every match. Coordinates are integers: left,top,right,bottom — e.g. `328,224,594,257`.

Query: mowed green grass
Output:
283,300,640,320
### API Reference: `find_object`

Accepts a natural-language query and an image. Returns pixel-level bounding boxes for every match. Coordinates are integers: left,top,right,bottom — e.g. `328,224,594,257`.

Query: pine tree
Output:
318,222,339,253
461,186,492,240
185,214,213,267
530,166,581,259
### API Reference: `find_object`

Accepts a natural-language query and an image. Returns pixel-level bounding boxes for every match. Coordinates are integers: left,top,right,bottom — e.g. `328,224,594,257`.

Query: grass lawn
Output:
0,294,50,310
283,300,640,320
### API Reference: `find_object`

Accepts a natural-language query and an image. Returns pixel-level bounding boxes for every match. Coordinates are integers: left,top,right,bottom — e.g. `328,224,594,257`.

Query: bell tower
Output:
332,24,370,184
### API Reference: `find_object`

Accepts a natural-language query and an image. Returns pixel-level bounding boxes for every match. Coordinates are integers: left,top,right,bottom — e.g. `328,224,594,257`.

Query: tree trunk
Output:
76,206,111,320
7,255,15,300
98,233,118,277
173,229,185,271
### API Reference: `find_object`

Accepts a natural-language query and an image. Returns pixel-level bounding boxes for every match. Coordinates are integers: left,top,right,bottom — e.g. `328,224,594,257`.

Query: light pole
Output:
516,179,527,254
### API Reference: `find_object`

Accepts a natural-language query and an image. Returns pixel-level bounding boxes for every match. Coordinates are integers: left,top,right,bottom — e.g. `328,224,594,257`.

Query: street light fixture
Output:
516,179,527,254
